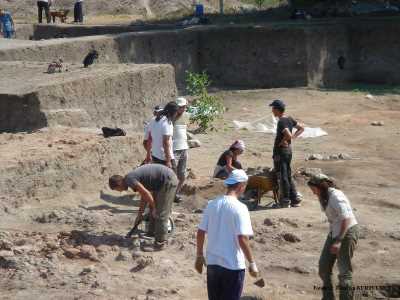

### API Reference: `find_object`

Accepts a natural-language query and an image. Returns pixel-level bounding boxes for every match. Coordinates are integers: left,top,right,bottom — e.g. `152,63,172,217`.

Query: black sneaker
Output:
271,203,291,209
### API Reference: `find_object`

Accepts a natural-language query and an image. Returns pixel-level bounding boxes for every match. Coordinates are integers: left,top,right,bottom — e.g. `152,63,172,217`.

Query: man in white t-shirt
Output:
146,102,179,169
143,105,163,159
173,97,190,202
195,169,259,300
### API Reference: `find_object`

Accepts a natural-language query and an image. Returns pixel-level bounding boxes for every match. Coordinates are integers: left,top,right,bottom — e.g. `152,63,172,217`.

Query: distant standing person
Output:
307,174,359,300
269,99,304,208
0,9,14,39
146,101,179,168
109,164,178,250
213,140,245,179
173,97,190,203
74,0,84,23
37,0,51,23
195,169,259,300
143,105,163,159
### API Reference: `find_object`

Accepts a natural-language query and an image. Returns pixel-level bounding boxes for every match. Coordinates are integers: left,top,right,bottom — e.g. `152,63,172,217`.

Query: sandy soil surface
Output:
1,87,400,299
0,0,249,22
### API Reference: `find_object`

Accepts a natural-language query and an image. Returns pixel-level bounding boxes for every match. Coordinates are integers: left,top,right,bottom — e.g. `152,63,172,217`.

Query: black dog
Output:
83,50,99,68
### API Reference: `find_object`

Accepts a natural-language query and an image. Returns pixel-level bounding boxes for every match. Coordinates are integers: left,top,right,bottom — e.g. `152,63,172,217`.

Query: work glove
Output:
194,255,206,274
249,262,259,278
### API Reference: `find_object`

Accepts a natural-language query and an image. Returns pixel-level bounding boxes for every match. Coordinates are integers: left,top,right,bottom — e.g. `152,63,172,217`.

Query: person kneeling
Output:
213,140,245,179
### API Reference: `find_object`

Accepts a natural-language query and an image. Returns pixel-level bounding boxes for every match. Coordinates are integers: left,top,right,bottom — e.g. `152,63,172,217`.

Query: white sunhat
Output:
176,97,188,107
224,169,249,186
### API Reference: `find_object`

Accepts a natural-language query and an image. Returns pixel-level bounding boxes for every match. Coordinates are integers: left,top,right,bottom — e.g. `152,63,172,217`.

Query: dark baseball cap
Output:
269,99,286,109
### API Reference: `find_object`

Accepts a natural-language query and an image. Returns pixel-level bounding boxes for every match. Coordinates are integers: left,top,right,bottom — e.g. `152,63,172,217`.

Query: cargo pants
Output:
148,177,178,243
319,225,359,300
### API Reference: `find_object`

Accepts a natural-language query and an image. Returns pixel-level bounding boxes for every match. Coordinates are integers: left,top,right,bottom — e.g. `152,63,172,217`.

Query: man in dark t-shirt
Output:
109,164,178,250
270,99,304,208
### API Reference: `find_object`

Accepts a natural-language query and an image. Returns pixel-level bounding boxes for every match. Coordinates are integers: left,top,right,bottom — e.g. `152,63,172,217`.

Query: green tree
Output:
185,71,225,132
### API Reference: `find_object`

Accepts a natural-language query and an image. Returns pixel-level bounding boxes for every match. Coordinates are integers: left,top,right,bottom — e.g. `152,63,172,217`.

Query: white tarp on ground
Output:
233,115,328,138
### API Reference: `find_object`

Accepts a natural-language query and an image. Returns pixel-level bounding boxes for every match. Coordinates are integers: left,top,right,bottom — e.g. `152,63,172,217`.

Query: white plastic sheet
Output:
233,115,327,138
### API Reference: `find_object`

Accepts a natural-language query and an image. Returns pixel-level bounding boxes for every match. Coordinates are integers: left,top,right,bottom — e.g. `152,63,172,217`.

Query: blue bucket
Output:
195,4,204,17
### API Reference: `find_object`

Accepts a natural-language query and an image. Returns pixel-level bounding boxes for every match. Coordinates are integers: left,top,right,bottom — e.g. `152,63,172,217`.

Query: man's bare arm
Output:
293,123,304,139
163,135,172,167
196,229,206,257
238,235,254,263
134,182,155,210
280,128,292,147
145,133,153,162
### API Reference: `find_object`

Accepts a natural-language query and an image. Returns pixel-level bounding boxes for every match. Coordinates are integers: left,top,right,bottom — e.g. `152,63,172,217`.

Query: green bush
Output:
185,71,210,96
185,71,224,132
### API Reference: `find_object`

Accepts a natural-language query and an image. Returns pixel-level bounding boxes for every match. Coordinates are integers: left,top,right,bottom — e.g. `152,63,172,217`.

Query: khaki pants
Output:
319,225,359,300
148,179,178,243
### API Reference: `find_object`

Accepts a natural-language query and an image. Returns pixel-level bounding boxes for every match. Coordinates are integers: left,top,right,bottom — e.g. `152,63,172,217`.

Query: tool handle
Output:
126,220,142,238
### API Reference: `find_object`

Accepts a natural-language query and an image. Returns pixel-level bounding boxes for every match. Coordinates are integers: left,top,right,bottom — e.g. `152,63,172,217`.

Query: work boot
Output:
154,241,168,251
291,201,302,207
271,203,291,209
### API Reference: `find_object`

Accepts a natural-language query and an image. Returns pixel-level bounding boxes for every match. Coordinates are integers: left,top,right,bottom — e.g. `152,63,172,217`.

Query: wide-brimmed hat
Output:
308,173,331,186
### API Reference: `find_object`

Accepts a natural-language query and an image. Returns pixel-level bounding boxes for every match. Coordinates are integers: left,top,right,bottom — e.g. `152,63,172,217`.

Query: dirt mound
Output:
0,128,145,213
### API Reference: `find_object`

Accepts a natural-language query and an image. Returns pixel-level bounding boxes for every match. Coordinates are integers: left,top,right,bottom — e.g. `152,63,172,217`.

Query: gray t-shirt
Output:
124,164,177,192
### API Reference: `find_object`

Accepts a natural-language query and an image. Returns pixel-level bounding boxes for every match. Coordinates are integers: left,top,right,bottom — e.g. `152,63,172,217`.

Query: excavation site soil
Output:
1,5,400,299
1,88,400,300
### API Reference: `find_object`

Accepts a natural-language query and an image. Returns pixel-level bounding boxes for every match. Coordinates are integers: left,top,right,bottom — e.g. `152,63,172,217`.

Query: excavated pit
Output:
0,61,177,132
4,19,400,90
0,128,144,214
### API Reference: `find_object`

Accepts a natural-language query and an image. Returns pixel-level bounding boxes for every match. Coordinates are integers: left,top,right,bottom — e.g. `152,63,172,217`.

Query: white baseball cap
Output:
224,169,249,186
176,97,187,107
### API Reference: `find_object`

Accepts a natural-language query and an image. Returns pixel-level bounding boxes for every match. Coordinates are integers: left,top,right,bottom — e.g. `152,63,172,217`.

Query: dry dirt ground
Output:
1,88,400,300
0,0,251,23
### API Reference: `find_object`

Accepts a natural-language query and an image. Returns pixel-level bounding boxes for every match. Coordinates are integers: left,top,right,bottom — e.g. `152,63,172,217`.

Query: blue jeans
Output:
207,265,245,300
3,30,13,38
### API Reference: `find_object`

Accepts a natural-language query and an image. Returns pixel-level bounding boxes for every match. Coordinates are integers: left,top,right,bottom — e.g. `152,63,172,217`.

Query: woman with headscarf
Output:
307,174,359,300
213,140,245,179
